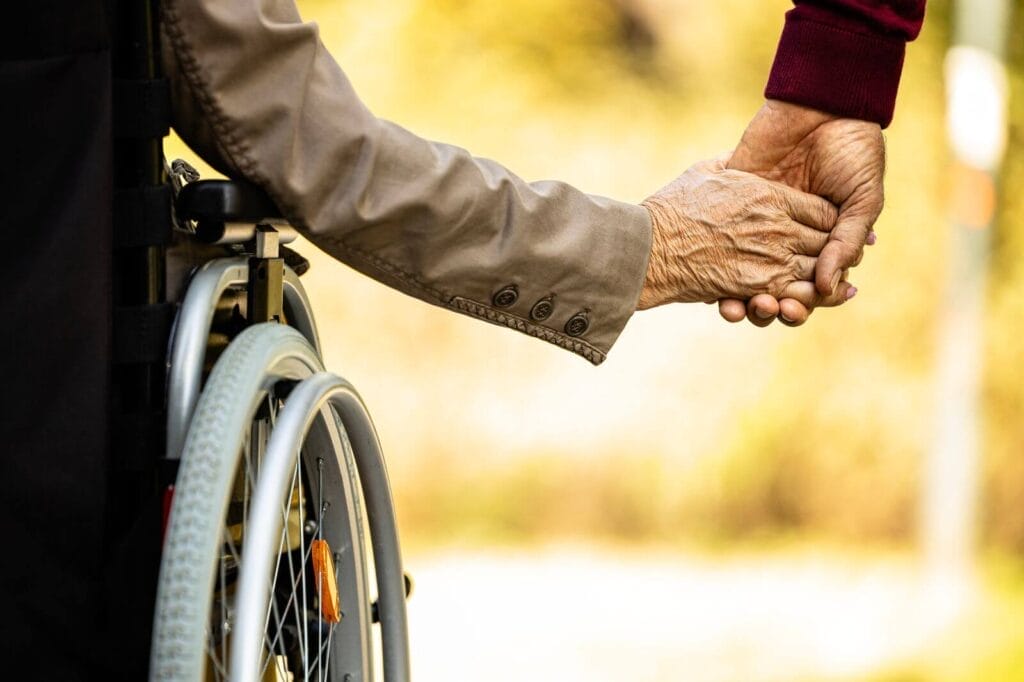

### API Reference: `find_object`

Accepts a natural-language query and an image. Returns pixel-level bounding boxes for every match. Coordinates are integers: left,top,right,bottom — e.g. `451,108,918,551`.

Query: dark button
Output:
530,296,555,322
564,311,590,337
492,285,519,308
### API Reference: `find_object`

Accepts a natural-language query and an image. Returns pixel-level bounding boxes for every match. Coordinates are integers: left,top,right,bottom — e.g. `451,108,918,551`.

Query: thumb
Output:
815,212,870,295
696,151,733,174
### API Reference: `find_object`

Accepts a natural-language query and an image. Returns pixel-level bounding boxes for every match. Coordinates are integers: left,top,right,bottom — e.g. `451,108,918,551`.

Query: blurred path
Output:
403,545,964,682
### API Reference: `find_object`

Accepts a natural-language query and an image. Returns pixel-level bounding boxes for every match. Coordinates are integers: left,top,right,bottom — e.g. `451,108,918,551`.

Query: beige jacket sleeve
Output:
160,0,651,365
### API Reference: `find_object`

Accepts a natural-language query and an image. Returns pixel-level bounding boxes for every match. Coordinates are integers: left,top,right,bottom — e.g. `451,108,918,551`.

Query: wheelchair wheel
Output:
150,324,372,681
231,371,411,682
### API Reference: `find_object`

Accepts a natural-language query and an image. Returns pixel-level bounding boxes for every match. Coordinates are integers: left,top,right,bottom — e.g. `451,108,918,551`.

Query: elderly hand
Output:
720,100,885,326
637,156,854,310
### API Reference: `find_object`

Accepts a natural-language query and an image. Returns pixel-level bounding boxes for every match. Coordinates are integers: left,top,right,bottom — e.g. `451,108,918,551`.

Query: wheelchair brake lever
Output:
166,157,201,233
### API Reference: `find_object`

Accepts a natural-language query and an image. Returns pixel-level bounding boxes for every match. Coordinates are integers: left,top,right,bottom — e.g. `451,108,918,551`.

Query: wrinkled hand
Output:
721,100,885,326
637,156,853,310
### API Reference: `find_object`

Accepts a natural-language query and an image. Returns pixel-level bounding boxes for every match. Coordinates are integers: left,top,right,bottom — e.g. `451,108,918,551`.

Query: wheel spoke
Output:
261,455,303,679
297,456,309,678
207,628,228,681
260,514,293,678
318,458,325,682
307,621,337,678
220,526,230,674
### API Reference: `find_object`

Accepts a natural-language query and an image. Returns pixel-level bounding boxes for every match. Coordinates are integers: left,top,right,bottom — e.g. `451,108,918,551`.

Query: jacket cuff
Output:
765,13,906,128
443,200,652,367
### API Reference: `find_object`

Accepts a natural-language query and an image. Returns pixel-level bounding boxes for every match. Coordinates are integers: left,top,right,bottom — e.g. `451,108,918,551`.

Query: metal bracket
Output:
247,224,285,324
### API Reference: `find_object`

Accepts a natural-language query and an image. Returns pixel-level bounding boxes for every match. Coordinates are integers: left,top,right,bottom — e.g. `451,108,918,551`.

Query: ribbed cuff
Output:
765,13,906,128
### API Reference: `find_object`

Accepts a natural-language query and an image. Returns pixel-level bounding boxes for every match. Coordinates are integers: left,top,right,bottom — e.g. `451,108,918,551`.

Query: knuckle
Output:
768,276,791,298
822,203,840,228
758,184,782,207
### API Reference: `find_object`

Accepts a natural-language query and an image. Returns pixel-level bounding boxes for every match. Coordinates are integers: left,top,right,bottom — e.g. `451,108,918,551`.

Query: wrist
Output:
638,198,672,310
638,196,712,309
763,99,835,131
765,11,907,128
730,100,837,178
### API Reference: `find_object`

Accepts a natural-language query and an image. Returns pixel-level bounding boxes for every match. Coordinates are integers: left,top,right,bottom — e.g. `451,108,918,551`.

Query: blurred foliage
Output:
985,0,1024,555
405,0,659,96
281,0,1024,557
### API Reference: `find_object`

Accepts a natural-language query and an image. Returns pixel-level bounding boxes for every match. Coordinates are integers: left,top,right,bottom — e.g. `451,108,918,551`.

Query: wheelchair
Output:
139,169,411,682
108,5,409,677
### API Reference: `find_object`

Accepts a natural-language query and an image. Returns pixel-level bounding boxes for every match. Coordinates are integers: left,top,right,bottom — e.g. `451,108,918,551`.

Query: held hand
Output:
721,100,885,326
637,157,853,310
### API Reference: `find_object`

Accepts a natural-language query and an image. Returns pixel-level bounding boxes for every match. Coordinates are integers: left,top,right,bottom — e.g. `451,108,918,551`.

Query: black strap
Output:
113,184,173,248
113,78,170,139
113,303,176,365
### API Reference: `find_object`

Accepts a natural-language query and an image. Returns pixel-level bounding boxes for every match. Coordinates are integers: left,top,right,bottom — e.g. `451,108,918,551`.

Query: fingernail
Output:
846,286,858,300
780,313,796,323
755,309,774,320
866,232,878,246
829,271,841,294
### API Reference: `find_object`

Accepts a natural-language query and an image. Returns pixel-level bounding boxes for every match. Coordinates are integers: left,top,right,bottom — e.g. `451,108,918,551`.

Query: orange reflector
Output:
312,539,341,623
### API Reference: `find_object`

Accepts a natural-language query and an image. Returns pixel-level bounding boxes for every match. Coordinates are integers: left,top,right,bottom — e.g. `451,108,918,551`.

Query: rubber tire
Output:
149,324,371,681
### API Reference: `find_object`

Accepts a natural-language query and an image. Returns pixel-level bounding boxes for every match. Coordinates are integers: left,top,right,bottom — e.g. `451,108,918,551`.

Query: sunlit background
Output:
169,0,1024,679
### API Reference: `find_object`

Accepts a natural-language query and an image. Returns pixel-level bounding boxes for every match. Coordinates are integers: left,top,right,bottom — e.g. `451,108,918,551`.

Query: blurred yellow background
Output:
168,0,1024,679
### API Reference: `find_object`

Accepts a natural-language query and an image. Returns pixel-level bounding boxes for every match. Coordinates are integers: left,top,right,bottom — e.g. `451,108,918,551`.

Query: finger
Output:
775,184,839,232
777,299,810,326
792,223,830,256
790,254,818,281
777,281,818,308
698,152,733,174
816,213,871,295
746,294,779,327
718,299,746,323
832,281,858,305
866,231,877,246
780,279,858,309
714,150,734,166
852,247,865,267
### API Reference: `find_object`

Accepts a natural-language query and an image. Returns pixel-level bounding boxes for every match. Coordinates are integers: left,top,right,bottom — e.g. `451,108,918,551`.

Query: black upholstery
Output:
177,179,283,222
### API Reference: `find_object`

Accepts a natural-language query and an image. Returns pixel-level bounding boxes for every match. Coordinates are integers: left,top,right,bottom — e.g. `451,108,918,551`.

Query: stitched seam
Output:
162,5,265,191
312,234,449,301
162,5,438,298
449,297,606,365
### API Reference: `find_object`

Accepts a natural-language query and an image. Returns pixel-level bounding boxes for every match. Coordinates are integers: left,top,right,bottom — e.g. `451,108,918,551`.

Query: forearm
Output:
161,0,651,364
767,0,927,126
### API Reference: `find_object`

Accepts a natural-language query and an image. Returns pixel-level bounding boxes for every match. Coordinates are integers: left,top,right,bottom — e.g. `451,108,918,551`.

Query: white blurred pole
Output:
924,0,1009,597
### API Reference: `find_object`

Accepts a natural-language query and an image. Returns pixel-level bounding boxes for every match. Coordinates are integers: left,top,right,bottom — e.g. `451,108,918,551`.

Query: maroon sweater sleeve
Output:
766,1,926,127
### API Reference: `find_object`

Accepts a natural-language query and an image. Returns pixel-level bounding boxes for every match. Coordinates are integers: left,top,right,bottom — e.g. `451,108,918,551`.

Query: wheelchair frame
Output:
110,2,410,678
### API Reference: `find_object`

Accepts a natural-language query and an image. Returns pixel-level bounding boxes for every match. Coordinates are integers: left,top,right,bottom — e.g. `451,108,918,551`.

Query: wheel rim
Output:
232,373,373,682
152,324,327,681
233,372,410,682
